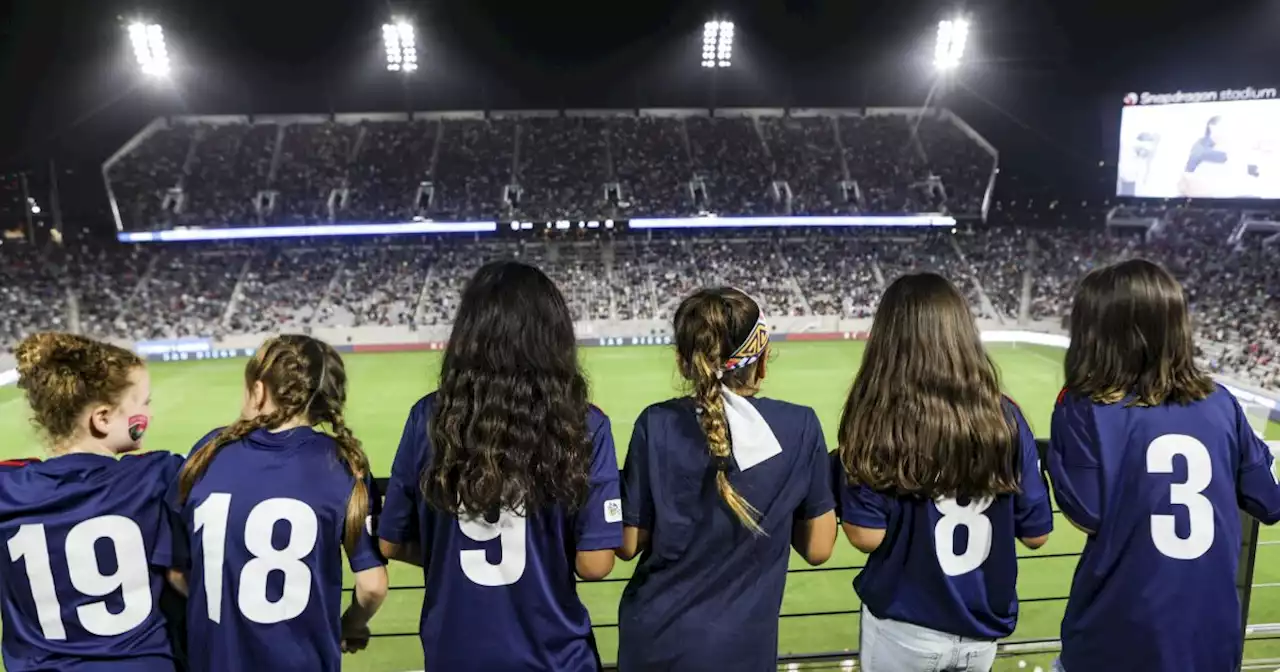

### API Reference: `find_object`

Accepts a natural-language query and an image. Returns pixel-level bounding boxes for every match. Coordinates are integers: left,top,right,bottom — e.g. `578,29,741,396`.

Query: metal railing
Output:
360,439,1273,670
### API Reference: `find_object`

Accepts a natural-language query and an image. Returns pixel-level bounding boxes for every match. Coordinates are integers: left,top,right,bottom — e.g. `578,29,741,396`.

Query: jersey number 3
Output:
6,516,152,640
194,493,318,624
1147,434,1214,560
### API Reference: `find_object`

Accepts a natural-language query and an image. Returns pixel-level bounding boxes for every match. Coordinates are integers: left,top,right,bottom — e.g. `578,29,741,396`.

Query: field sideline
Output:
3,340,1280,671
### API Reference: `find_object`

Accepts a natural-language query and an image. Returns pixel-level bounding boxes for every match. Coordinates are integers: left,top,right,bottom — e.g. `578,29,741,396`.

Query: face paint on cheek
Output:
128,415,150,442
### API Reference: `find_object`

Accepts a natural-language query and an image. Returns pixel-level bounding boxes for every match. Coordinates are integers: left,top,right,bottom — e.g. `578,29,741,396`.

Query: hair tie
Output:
713,454,733,473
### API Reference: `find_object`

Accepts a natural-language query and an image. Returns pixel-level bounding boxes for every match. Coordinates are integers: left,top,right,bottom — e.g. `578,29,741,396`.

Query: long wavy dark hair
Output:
424,261,592,517
838,273,1019,499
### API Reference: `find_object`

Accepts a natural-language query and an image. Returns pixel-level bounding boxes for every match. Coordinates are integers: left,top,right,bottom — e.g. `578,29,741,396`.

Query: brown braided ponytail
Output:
674,288,767,535
177,335,372,548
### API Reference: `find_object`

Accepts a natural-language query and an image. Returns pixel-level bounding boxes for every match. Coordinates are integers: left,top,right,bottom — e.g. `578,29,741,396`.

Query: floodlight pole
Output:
48,159,63,239
708,68,719,112
19,172,34,243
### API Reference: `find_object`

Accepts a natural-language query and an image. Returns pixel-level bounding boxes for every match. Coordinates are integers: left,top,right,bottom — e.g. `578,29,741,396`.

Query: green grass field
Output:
3,340,1280,671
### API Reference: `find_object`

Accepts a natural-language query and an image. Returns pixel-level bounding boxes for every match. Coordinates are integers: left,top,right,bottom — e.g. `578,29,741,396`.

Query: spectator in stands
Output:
836,273,1051,671
378,261,620,671
173,335,388,670
1049,258,1280,672
0,333,182,671
616,287,836,670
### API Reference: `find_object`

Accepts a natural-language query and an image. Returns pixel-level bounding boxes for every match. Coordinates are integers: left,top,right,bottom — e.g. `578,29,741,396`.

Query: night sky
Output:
0,0,1273,226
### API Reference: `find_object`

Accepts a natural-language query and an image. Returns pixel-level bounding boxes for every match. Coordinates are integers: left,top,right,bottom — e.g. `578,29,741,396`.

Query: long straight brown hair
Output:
1065,258,1213,406
838,273,1019,498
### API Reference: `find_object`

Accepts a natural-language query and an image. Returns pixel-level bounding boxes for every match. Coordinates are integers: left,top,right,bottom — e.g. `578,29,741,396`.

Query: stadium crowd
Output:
6,111,1280,391
104,110,993,229
3,204,1280,391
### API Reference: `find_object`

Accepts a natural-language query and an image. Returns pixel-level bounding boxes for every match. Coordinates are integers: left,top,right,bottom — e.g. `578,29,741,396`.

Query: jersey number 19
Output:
6,516,152,640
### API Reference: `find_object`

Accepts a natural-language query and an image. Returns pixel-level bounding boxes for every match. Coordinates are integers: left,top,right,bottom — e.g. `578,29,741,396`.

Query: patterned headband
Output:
721,316,769,376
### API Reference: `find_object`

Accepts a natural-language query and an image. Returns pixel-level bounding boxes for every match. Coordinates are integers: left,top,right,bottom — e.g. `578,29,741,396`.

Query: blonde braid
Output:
691,318,763,535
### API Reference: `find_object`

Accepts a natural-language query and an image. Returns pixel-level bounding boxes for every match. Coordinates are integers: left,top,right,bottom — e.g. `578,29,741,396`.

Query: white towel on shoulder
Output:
721,386,783,471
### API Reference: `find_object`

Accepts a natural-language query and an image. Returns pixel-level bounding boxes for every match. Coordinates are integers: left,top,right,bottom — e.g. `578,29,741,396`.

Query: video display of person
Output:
1117,99,1280,199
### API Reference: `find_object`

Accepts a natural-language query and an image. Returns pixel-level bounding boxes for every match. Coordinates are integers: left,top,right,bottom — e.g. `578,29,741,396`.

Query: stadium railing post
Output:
1238,509,1260,671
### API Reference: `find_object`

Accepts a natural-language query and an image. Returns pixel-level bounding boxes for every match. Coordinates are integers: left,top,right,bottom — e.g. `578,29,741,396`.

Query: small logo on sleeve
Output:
604,499,623,524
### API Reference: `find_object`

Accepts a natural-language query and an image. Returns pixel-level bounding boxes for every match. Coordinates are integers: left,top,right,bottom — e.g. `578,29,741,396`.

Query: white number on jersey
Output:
1147,434,1214,560
193,494,319,624
6,516,152,640
458,510,527,587
934,496,994,576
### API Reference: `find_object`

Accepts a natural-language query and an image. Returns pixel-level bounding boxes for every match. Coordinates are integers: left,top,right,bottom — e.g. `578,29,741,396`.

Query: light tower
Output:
701,20,734,69
127,22,170,78
383,20,418,73
933,17,970,72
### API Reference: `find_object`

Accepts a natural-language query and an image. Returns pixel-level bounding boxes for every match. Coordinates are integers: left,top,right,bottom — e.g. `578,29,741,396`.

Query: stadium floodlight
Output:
128,22,170,77
382,20,418,73
701,20,734,68
934,18,969,71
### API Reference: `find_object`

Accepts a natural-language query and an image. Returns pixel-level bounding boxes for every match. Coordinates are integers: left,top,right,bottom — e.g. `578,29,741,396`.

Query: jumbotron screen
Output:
1116,87,1280,199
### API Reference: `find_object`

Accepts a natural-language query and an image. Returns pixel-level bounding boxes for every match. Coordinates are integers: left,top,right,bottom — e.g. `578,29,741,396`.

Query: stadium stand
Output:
101,108,995,227
6,109,1280,396
6,207,1280,394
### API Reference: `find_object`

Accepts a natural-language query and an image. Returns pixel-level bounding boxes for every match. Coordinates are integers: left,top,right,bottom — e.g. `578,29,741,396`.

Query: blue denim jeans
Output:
860,606,998,672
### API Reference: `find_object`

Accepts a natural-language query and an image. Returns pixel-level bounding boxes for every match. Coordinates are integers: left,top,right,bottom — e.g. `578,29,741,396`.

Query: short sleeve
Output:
347,475,388,573
621,415,653,529
1010,405,1054,538
1046,392,1104,532
840,465,891,530
148,453,188,569
576,413,623,551
798,410,836,520
378,401,425,546
159,471,191,571
1233,396,1280,525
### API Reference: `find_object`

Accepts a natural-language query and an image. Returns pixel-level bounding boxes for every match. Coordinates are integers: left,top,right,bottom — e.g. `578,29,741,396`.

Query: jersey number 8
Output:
194,494,318,625
933,496,995,576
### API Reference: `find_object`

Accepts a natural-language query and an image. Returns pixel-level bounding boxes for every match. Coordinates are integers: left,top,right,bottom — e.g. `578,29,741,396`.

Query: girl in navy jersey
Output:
0,333,181,672
837,273,1053,672
170,335,388,672
1048,259,1280,672
378,261,621,672
616,287,838,672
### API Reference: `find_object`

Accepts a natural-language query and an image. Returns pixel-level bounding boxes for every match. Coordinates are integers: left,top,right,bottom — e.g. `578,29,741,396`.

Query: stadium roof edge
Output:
151,106,960,127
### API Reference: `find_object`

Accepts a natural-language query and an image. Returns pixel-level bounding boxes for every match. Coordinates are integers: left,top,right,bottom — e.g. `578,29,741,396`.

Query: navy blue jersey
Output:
1049,385,1280,672
0,458,41,472
0,452,183,672
167,427,384,672
839,399,1054,640
379,394,622,672
617,397,835,672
